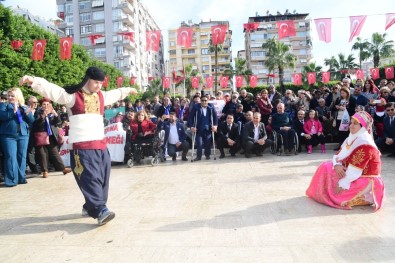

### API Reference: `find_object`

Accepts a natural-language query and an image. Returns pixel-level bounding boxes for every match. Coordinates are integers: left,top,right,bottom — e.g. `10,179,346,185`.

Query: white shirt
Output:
202,107,207,116
168,123,179,144
254,124,259,142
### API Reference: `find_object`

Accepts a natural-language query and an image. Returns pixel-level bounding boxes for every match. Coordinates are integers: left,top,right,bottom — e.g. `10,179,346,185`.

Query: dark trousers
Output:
196,129,212,158
336,120,349,146
27,133,39,173
70,149,111,219
0,134,29,186
305,134,325,146
277,129,296,151
244,140,273,155
375,138,395,153
167,141,189,158
36,136,65,172
217,137,240,155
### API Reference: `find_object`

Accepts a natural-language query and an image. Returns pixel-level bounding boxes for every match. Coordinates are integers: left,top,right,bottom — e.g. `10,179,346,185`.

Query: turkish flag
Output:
11,40,23,50
116,76,124,88
88,34,104,45
385,13,395,31
211,25,227,45
146,30,161,51
314,18,332,43
354,69,364,79
220,76,229,88
130,76,137,85
117,32,134,41
307,72,316,85
148,76,154,82
177,27,193,48
31,40,47,61
340,69,350,74
191,76,200,89
385,67,394,79
293,73,302,86
235,75,243,88
276,20,296,39
243,22,260,32
370,68,380,80
59,37,72,60
103,76,109,88
205,76,214,88
349,16,366,42
321,72,331,83
249,75,258,88
162,77,171,89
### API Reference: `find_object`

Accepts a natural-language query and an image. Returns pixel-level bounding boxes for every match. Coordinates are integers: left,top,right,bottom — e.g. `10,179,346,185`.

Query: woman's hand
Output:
144,131,153,136
334,185,345,194
334,164,346,178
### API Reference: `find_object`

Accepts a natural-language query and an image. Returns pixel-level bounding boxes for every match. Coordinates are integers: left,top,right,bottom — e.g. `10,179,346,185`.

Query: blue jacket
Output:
162,121,187,145
187,103,218,133
0,103,35,136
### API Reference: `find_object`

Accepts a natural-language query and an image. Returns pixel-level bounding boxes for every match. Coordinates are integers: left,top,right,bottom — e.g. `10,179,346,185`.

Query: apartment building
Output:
244,12,312,85
56,0,164,89
168,20,232,93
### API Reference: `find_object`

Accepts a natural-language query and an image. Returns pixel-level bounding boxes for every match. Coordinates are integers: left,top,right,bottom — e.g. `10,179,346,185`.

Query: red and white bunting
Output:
205,76,214,88
370,68,380,80
177,27,193,48
276,20,296,39
191,76,200,89
314,18,332,43
249,75,258,88
31,39,47,61
293,73,302,86
349,16,367,42
307,72,316,85
211,25,227,45
235,75,244,88
145,30,161,51
59,37,72,60
162,77,171,89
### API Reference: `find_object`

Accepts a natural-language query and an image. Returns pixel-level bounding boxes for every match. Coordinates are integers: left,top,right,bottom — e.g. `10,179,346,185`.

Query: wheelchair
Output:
124,129,165,167
269,129,299,156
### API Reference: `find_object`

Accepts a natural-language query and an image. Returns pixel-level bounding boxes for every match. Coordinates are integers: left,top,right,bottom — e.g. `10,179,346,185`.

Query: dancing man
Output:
20,67,137,225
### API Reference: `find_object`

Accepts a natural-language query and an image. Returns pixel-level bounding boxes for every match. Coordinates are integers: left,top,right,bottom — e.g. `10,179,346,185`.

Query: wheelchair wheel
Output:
151,156,160,166
127,158,134,168
270,132,277,154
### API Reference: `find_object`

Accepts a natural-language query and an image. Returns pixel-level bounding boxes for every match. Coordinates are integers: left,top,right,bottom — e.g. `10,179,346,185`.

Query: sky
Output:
5,0,395,68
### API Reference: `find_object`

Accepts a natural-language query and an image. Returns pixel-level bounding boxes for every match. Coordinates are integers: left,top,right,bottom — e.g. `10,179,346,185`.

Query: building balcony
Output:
57,21,67,28
122,39,135,50
120,1,134,15
122,14,134,27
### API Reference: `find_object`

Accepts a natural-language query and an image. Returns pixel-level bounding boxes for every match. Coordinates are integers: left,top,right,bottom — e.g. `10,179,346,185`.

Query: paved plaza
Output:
1,150,395,263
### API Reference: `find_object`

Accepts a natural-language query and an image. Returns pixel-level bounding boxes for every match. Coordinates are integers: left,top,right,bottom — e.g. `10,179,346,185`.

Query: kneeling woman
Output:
306,111,384,211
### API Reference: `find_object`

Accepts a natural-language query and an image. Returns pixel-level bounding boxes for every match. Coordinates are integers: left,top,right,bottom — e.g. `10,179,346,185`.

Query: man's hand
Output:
129,88,138,95
211,126,217,132
304,134,311,139
191,127,196,133
227,138,235,146
385,138,394,145
257,138,266,145
19,75,34,86
334,164,346,178
176,142,182,147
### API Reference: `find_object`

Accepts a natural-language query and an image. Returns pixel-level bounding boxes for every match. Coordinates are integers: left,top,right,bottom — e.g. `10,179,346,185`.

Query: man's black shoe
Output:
182,157,188,161
219,154,225,159
193,157,201,161
230,153,236,157
256,152,263,156
172,155,177,161
205,156,210,160
245,153,251,158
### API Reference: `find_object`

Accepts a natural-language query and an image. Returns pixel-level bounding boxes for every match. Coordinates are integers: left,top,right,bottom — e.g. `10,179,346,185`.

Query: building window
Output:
188,49,195,54
79,1,90,10
112,9,122,20
65,4,73,14
169,50,176,55
170,58,176,64
201,48,209,55
95,36,105,44
169,41,175,46
202,65,210,72
297,31,307,37
93,11,104,20
298,22,306,28
168,32,176,39
94,23,105,32
94,48,106,57
113,35,123,42
251,51,265,57
188,58,195,63
114,46,124,55
80,38,91,46
201,56,209,62
201,39,209,45
300,59,307,63
80,13,91,22
80,25,92,34
113,21,123,31
66,15,73,24
92,0,104,8
65,27,74,36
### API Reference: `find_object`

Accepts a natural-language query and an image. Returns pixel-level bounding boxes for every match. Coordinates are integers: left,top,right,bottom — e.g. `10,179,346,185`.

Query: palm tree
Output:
208,39,223,94
351,37,371,68
174,63,200,97
223,57,253,87
368,32,394,67
324,53,358,71
144,78,162,97
261,38,297,88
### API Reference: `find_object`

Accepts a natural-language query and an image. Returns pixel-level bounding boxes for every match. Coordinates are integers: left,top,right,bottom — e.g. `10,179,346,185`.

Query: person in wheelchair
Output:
272,103,297,155
129,110,157,162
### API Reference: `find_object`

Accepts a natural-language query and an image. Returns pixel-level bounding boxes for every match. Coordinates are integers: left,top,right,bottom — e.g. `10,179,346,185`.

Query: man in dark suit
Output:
162,112,189,161
155,97,175,120
188,95,218,161
293,110,307,153
217,114,240,158
375,102,395,156
268,84,282,109
242,112,273,158
272,103,296,155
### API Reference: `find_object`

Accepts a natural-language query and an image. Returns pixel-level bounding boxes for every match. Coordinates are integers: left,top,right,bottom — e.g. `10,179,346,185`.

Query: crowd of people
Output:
1,71,394,217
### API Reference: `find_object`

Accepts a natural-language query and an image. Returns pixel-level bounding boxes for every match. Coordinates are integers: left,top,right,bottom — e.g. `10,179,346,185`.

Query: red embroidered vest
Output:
70,90,106,150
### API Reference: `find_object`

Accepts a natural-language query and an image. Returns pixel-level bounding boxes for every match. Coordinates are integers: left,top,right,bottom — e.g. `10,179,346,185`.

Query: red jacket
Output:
129,119,156,141
256,98,272,115
303,119,323,134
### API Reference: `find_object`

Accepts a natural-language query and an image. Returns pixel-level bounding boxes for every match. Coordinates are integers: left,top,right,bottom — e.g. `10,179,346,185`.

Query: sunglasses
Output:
386,108,395,112
201,100,208,102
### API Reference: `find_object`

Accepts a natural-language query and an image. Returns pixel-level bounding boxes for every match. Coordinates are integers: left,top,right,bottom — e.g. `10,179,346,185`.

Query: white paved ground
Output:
1,149,394,263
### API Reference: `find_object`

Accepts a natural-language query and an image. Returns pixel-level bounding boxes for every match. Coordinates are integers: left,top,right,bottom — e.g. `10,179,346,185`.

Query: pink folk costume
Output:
306,111,384,211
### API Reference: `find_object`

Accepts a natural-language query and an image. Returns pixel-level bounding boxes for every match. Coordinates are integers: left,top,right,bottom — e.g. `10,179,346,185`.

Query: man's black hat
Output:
64,66,105,94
